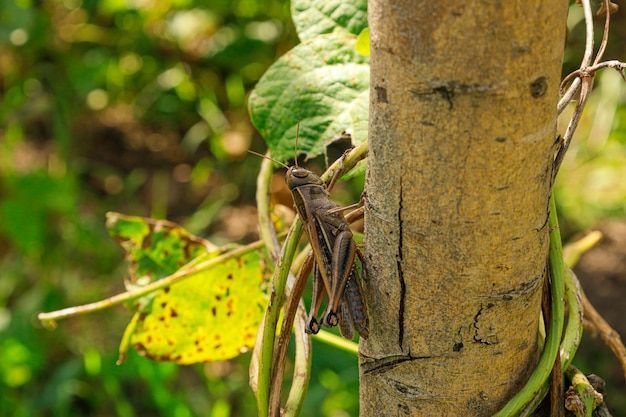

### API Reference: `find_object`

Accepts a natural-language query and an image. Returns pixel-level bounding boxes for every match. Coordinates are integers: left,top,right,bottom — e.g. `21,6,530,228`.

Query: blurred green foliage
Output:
0,0,302,415
0,0,625,416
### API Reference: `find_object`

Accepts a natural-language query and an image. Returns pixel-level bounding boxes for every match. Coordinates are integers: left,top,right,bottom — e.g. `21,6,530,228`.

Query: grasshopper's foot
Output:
325,311,339,327
306,317,321,334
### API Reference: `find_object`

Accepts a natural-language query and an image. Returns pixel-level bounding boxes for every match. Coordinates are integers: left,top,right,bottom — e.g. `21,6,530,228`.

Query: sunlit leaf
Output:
130,250,270,364
292,0,368,41
248,32,369,163
106,212,271,364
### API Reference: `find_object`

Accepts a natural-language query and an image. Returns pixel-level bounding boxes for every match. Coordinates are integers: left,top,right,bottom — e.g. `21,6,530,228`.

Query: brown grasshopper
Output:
286,160,369,339
249,139,368,339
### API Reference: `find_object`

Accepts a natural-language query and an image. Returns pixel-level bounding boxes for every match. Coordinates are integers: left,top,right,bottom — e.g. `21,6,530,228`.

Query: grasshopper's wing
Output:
343,273,369,339
338,299,355,339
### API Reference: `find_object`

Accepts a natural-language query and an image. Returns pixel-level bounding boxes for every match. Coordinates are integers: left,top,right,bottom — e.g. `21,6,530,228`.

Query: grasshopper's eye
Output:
292,168,309,179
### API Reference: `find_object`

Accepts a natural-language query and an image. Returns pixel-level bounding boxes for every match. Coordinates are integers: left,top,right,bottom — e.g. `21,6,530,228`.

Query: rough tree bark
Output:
361,1,568,415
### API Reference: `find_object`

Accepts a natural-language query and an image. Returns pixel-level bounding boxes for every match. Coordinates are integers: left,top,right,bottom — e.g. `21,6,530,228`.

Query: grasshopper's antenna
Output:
247,149,290,170
294,119,301,168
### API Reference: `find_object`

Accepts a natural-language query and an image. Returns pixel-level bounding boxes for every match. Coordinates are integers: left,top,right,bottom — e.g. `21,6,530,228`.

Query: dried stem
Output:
553,0,626,179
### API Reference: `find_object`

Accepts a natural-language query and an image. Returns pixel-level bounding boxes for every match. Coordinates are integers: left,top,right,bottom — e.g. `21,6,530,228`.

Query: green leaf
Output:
248,32,369,163
106,212,217,286
292,0,368,41
106,212,271,363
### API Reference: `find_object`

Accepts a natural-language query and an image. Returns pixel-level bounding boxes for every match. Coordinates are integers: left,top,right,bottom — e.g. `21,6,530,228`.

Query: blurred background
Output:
0,1,624,416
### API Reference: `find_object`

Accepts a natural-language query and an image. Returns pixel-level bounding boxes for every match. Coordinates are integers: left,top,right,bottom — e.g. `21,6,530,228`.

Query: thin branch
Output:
592,0,611,66
557,0,596,114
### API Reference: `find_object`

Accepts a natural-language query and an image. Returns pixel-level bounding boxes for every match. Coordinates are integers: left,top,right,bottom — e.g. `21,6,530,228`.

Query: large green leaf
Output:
248,31,369,163
292,0,368,41
106,212,271,364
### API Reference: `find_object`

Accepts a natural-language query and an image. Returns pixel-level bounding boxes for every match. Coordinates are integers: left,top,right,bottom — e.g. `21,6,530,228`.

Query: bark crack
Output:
361,354,431,375
397,178,406,351
472,303,499,345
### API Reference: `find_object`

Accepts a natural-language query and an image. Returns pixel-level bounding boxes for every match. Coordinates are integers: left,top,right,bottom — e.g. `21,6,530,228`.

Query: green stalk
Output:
256,220,302,417
560,268,583,369
256,155,282,261
313,330,359,355
284,302,313,417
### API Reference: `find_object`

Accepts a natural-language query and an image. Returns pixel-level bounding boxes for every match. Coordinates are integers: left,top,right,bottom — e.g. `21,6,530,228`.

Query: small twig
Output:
560,61,626,92
592,0,611,66
557,0,596,114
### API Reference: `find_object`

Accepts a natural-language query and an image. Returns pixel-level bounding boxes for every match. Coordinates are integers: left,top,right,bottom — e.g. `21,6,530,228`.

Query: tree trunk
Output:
361,1,568,415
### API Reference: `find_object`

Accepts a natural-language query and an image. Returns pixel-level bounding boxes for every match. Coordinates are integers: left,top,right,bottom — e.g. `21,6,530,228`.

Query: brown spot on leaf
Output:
170,308,178,318
134,343,147,356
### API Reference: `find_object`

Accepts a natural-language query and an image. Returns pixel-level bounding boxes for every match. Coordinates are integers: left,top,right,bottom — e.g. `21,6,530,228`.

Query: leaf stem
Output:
256,153,282,261
313,330,359,355
37,239,268,326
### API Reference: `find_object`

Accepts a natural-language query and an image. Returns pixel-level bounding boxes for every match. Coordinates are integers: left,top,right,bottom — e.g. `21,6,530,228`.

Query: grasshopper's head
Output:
286,166,323,190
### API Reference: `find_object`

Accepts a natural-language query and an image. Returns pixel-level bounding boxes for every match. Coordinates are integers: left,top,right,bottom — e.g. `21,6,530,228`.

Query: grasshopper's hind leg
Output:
324,230,356,327
306,263,326,334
